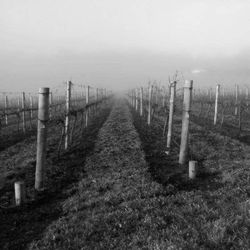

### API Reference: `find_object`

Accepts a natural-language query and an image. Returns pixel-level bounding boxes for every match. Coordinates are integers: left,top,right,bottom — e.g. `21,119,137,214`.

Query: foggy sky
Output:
1,0,250,92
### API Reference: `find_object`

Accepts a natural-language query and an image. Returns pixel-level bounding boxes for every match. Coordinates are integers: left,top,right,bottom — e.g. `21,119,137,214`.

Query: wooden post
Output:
239,101,242,131
4,95,8,125
246,87,249,110
131,90,134,108
17,95,21,132
140,87,143,116
35,88,49,191
65,81,72,150
30,95,33,119
235,84,239,116
166,81,176,152
189,161,198,179
154,85,158,106
179,80,193,165
49,91,53,119
147,85,152,125
85,85,89,127
214,84,220,125
135,88,139,111
14,181,26,206
22,92,26,133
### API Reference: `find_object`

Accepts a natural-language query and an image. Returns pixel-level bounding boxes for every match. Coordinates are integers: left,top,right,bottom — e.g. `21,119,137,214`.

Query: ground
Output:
0,98,250,249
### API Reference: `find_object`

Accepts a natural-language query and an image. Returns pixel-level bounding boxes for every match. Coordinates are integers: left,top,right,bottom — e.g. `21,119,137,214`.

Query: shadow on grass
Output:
131,109,223,194
0,107,111,250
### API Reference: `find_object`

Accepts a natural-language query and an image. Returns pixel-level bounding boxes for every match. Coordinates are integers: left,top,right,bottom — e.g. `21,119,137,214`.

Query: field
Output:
1,91,250,249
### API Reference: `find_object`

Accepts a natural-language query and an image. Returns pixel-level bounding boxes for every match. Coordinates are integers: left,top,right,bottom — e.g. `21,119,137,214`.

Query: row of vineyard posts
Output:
129,80,193,163
193,84,249,130
13,81,111,206
129,81,250,180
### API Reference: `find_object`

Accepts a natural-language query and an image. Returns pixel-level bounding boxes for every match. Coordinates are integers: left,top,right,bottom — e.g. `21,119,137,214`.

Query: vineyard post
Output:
85,85,89,127
30,95,33,119
135,88,139,111
14,181,26,206
133,89,135,110
35,87,49,191
65,81,72,150
17,95,21,131
189,161,198,179
140,87,143,116
235,84,239,116
147,84,152,125
179,80,193,165
131,90,134,108
22,92,26,133
4,95,8,125
246,87,249,110
166,81,176,152
214,84,220,125
155,85,158,106
162,87,167,107
49,91,53,119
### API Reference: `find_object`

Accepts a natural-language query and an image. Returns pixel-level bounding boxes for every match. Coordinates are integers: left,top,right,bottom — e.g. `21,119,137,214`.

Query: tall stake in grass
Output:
140,87,143,116
246,86,249,111
147,84,152,125
35,87,49,191
166,81,176,152
235,84,239,116
4,95,8,125
22,92,26,133
179,80,193,165
49,91,53,119
29,95,33,119
214,84,220,125
135,88,139,111
65,81,72,150
85,85,89,127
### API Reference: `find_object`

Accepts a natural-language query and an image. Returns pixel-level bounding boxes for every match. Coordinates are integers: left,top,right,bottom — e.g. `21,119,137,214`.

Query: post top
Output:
39,88,50,94
14,181,25,185
184,80,193,88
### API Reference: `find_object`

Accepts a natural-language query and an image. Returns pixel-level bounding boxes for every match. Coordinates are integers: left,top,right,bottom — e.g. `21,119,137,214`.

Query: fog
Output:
1,0,250,92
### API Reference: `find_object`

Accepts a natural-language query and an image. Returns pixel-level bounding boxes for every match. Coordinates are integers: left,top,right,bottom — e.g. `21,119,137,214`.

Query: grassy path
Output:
29,100,166,249
28,99,250,249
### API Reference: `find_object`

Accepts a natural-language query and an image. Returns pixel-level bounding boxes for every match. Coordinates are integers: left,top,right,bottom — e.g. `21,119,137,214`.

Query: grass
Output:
0,104,112,249
2,98,250,249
